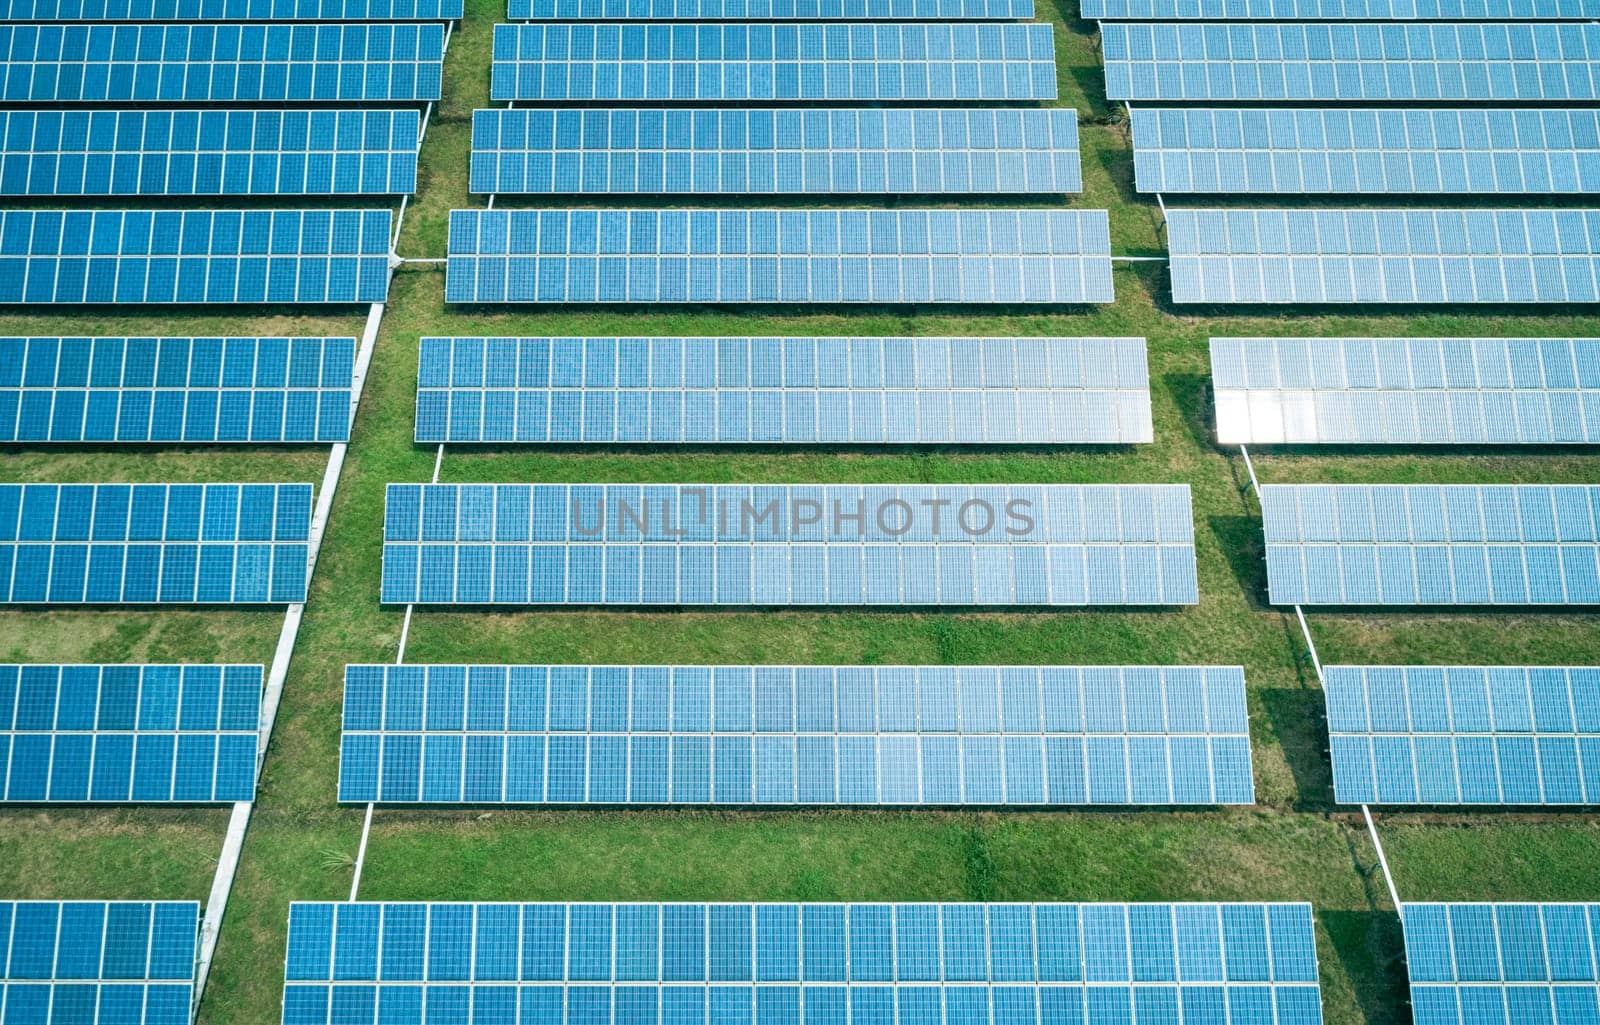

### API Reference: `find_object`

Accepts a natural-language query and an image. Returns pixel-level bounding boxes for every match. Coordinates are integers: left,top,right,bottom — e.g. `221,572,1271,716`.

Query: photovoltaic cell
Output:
380,483,1199,606
490,23,1058,102
1084,0,1598,17
1324,665,1600,806
1166,209,1600,305
469,108,1080,196
445,209,1114,304
1209,337,1600,445
415,337,1152,445
0,664,261,803
0,482,314,605
0,0,463,16
1259,483,1600,607
0,337,357,444
509,0,1033,16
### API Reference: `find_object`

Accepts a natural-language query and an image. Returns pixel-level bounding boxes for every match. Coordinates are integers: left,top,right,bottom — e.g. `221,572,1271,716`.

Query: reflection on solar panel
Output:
1,337,357,444
1084,0,1596,17
415,337,1151,444
1325,665,1600,806
509,0,1032,16
0,24,445,103
0,110,420,198
1166,209,1600,305
0,482,313,605
490,23,1057,101
0,0,462,15
1101,23,1600,102
0,664,261,803
1260,484,1600,607
445,209,1113,304
283,901,1324,1025
470,108,1080,195
0,209,393,305
381,483,1198,606
1210,337,1600,445
1,900,198,1025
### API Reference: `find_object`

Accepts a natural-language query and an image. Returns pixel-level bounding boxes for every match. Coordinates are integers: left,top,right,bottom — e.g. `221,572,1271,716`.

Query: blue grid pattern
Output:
0,337,357,444
490,23,1058,102
338,664,1254,805
445,209,1114,305
1260,484,1600,607
283,902,1324,1025
1,901,198,1025
1325,665,1600,806
0,0,463,15
509,0,1033,16
1102,23,1600,102
0,209,393,306
381,483,1199,606
1166,209,1600,305
1210,337,1600,445
0,24,445,103
1132,109,1600,196
1083,0,1598,16
469,108,1080,196
1402,903,1600,1025
415,337,1152,445
0,483,313,605
0,664,261,803
0,110,420,198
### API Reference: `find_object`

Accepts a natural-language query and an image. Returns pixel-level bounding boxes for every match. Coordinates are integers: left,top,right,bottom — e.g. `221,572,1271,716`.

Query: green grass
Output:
2,1,1599,1023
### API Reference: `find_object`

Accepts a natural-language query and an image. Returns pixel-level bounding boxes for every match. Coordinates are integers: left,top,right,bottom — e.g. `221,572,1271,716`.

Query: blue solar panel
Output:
509,0,1032,16
0,24,445,103
381,483,1199,606
0,110,420,198
1166,209,1600,305
0,664,261,803
1084,0,1597,16
283,901,1324,1025
0,209,392,305
1102,23,1600,102
0,337,356,444
445,209,1114,304
415,337,1152,444
470,108,1080,196
2,900,199,1025
0,0,462,15
1325,665,1600,806
490,23,1057,101
1260,484,1600,607
338,664,1254,805
0,482,313,605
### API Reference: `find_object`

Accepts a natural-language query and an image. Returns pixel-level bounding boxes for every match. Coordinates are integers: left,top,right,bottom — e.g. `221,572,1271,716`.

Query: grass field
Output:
2,2,1599,1023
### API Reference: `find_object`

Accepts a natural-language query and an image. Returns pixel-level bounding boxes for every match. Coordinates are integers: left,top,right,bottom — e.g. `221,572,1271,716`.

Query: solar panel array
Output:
0,0,463,16
1166,208,1600,304
1324,665,1600,806
0,482,314,605
0,901,199,1025
414,336,1152,445
0,664,261,803
508,0,1034,17
1259,484,1600,607
489,23,1058,102
0,336,357,444
1209,337,1600,445
380,483,1198,606
1083,0,1597,17
468,107,1080,196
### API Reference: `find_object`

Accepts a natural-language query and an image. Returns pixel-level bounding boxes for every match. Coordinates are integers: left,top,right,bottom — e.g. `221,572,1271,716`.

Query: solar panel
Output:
469,108,1080,196
2,900,198,1025
0,337,357,444
509,0,1033,16
1324,665,1600,806
0,24,445,103
1166,209,1600,305
1259,484,1600,607
0,110,421,198
1102,23,1600,102
382,483,1199,606
0,664,261,803
415,337,1152,445
490,23,1058,102
0,0,462,15
1210,337,1600,445
0,482,313,605
445,209,1114,304
1084,0,1597,17
0,209,393,305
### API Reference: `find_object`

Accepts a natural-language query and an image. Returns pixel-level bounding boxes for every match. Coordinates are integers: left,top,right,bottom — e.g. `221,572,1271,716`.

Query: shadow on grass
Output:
1261,685,1335,813
1205,514,1266,608
1319,907,1410,1025
1161,371,1215,453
